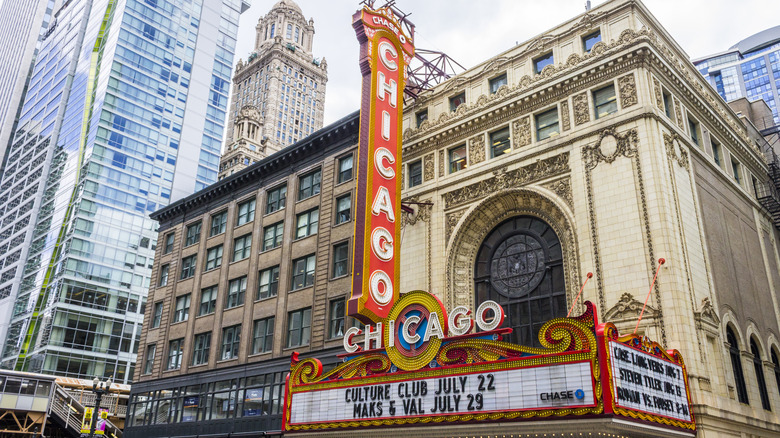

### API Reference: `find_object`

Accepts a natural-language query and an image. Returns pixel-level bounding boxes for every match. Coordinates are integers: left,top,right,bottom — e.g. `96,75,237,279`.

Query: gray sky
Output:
235,0,780,125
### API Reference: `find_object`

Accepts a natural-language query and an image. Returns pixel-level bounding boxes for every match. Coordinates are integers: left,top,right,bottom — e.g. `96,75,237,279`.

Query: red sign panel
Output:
349,7,415,323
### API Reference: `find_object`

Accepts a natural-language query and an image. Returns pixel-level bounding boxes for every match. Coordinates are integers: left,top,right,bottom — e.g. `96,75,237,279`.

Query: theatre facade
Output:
126,0,780,437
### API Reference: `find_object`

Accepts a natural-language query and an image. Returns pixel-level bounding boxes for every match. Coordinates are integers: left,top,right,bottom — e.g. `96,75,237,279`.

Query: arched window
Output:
751,338,771,410
727,327,749,404
270,24,275,38
771,349,780,396
295,26,300,43
474,216,565,347
286,23,292,39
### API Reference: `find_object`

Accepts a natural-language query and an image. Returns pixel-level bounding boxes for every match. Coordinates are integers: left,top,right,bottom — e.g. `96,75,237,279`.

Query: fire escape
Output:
756,121,780,229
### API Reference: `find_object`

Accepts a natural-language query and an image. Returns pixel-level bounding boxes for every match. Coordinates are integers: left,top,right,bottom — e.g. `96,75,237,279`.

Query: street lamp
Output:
89,376,112,438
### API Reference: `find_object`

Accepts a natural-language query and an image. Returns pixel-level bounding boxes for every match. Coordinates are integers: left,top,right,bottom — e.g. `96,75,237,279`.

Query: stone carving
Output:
618,74,637,108
401,196,432,227
512,116,532,148
566,53,582,67
695,297,720,325
543,178,573,210
480,57,510,74
573,92,590,125
468,135,486,165
423,154,435,181
560,100,571,131
444,152,569,209
445,210,465,242
652,77,663,109
673,96,684,128
582,127,638,170
438,150,444,177
663,132,690,171
605,293,658,320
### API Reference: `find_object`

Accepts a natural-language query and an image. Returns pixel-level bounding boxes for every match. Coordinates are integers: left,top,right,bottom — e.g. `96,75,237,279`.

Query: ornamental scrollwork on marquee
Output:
573,92,590,126
618,73,638,108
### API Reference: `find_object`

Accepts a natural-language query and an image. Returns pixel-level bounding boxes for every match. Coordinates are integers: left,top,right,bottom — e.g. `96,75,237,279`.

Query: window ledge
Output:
283,345,310,352
189,363,208,369
290,285,314,293
263,207,285,217
254,295,278,303
248,351,273,358
333,220,351,228
216,357,239,364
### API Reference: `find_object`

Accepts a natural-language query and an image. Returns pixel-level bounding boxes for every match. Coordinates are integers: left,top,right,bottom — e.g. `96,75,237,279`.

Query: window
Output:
772,350,780,397
185,221,201,246
536,108,560,141
167,338,184,369
449,92,465,111
252,317,274,354
533,52,554,74
298,170,321,200
232,234,252,261
199,286,217,316
296,209,319,238
262,222,284,250
191,333,211,366
205,245,223,271
489,73,507,94
408,160,422,188
287,308,311,347
490,127,511,158
291,254,315,290
662,89,673,118
151,302,163,328
751,339,771,410
335,194,351,224
711,138,723,167
143,344,156,374
236,198,256,226
210,211,227,236
593,84,617,119
332,242,349,278
727,327,749,404
329,299,346,338
180,255,197,280
158,264,170,286
688,117,701,146
416,109,428,127
338,155,353,183
731,158,742,185
582,30,601,53
226,276,247,309
265,185,287,214
221,325,241,360
286,23,292,39
449,144,467,173
173,294,191,323
163,233,175,254
257,266,280,300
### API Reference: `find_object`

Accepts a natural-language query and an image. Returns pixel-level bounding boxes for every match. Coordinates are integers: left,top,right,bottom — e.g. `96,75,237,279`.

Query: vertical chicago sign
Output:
349,7,415,323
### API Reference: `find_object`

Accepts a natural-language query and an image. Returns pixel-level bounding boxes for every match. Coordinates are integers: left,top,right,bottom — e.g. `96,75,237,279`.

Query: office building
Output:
0,0,249,384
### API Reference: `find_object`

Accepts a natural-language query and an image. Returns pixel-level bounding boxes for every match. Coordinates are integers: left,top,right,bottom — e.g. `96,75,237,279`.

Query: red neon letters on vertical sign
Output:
349,7,414,323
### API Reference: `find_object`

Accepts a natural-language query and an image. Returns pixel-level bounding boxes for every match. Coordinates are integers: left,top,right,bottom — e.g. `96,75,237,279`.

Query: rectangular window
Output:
490,127,511,158
291,254,316,290
335,194,351,224
711,138,723,167
416,109,428,127
489,73,507,94
332,242,349,278
210,211,227,236
199,286,218,316
731,158,742,185
252,317,274,354
338,155,353,183
221,325,241,360
265,185,287,214
593,84,617,119
191,332,211,366
688,117,701,147
173,294,191,323
262,222,284,250
329,299,346,338
298,169,321,200
163,233,175,254
236,198,256,226
535,108,560,141
449,144,467,173
143,344,156,374
534,52,554,74
295,209,319,238
205,245,223,271
662,89,673,119
287,308,311,347
257,266,280,300
152,302,163,328
232,234,252,261
180,255,197,279
158,264,170,286
582,30,601,53
408,160,422,187
449,92,466,112
226,276,247,309
167,338,184,369
185,221,202,246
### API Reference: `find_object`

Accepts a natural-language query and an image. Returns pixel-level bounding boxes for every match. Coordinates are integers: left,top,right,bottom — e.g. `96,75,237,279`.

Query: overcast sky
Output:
235,0,780,125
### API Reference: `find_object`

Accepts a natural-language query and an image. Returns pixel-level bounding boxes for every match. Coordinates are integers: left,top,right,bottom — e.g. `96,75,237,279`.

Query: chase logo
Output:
539,389,586,402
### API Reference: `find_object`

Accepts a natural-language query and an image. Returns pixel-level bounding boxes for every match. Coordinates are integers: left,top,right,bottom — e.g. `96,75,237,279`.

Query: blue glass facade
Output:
0,0,245,383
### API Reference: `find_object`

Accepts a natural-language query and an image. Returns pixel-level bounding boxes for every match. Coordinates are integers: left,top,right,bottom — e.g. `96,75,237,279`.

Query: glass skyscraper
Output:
0,0,248,383
694,25,780,128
